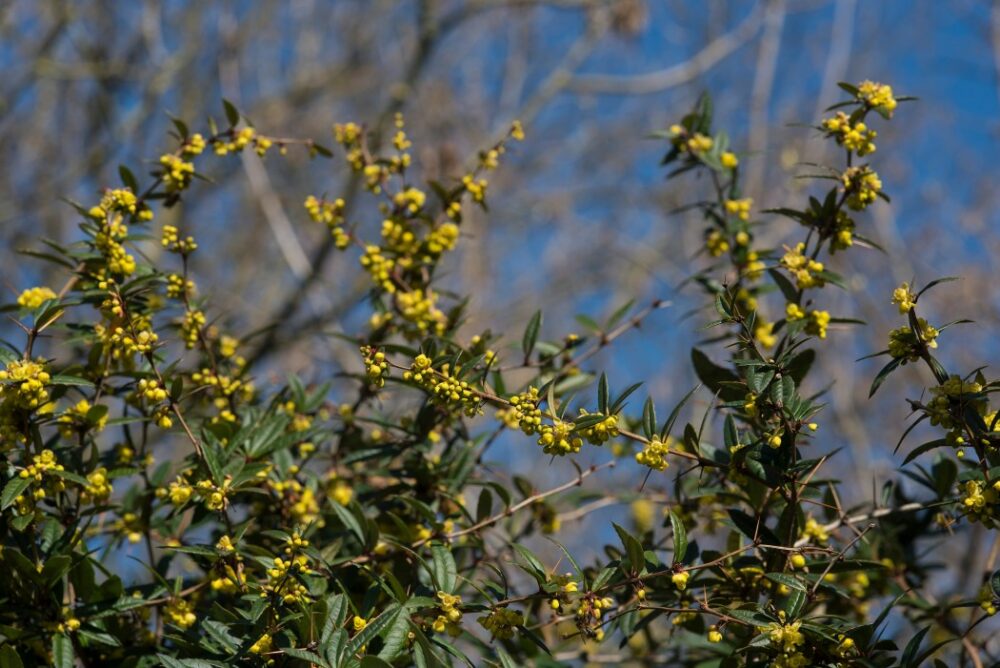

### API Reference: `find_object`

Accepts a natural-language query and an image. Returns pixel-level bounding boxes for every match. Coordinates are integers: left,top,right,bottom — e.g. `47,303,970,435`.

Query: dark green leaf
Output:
669,511,687,565
1,478,31,510
222,99,240,127
522,310,542,359
431,543,457,593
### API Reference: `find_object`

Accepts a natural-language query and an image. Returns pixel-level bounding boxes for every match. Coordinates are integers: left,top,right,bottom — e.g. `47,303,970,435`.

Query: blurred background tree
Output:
3,0,1000,649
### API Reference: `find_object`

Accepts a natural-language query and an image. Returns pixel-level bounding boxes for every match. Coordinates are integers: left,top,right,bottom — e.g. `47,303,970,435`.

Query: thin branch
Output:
567,4,764,96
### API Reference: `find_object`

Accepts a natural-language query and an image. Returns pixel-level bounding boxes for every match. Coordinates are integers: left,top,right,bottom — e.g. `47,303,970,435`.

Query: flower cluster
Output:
724,198,752,222
262,554,313,605
780,243,825,290
17,286,57,309
431,591,463,636
164,598,197,629
305,195,349,249
635,435,670,471
887,318,938,361
578,410,619,445
159,154,195,192
0,358,51,410
856,80,898,117
821,111,877,156
961,479,1000,525
404,354,482,416
785,303,831,339
891,282,916,313
162,224,198,254
668,125,713,154
841,166,882,211
537,418,583,456
478,607,523,640
766,618,807,668
500,387,543,434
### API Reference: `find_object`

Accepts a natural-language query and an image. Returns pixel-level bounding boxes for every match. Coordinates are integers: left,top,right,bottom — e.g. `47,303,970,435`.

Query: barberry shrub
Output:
0,81,994,668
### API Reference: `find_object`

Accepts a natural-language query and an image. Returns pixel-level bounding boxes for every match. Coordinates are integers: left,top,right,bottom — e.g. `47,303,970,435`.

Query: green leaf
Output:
475,489,493,523
869,358,901,397
1,477,31,510
431,543,457,593
49,374,95,388
377,608,411,660
330,500,365,543
348,606,401,655
768,268,799,303
512,544,546,581
691,348,739,398
837,81,860,96
0,645,24,668
900,625,930,667
662,385,699,439
281,648,328,666
522,310,542,359
201,619,238,654
321,593,347,644
785,349,815,384
765,572,806,592
728,509,778,544
723,414,739,450
597,373,609,413
361,658,393,668
901,439,947,466
612,523,645,573
52,635,73,668
783,588,806,618
119,165,139,191
222,99,240,127
605,299,635,330
642,396,657,440
669,511,687,564
915,276,959,300
495,647,519,668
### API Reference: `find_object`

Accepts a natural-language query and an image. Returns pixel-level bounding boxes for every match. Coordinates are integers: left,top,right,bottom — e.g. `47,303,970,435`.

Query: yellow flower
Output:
216,535,235,554
510,120,525,141
671,571,690,590
17,286,57,309
856,80,897,117
720,151,739,168
687,133,713,153
81,467,113,503
0,358,51,410
891,282,916,313
821,111,876,155
159,154,195,192
842,166,882,211
780,243,825,290
724,198,752,222
537,419,583,456
631,499,654,533
755,321,777,348
801,516,830,543
805,310,831,339
706,230,730,257
767,620,805,653
164,598,197,629
635,435,670,471
248,632,272,654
